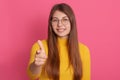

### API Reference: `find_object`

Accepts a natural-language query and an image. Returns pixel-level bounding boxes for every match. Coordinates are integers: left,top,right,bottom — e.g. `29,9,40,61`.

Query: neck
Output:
57,36,68,39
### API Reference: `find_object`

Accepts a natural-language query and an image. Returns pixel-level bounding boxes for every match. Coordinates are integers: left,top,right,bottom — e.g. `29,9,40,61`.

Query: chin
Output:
57,34,68,38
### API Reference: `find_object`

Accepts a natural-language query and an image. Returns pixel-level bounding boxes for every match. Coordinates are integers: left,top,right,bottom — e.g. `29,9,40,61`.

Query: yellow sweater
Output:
27,38,91,80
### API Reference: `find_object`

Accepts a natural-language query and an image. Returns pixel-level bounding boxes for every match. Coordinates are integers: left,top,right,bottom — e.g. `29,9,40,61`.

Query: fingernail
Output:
37,50,40,54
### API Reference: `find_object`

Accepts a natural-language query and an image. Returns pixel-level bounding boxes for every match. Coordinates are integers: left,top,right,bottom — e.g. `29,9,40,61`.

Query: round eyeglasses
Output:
51,18,70,26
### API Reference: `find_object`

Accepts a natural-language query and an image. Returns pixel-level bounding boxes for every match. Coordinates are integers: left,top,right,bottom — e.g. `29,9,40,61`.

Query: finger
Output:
35,58,47,62
34,61,45,66
35,52,47,59
37,40,45,52
36,50,41,54
35,55,47,59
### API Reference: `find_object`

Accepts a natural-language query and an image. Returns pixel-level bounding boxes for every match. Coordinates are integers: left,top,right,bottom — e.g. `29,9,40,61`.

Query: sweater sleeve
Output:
27,42,41,80
79,43,91,80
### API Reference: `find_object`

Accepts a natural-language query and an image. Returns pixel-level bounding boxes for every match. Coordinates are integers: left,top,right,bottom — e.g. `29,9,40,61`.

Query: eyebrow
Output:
52,16,68,19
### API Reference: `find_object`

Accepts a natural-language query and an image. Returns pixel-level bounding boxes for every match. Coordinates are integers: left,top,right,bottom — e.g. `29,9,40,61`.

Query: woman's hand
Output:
30,40,47,74
34,40,47,66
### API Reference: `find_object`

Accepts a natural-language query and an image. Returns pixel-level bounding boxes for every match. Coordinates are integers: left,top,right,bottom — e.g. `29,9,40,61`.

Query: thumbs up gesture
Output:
34,40,47,66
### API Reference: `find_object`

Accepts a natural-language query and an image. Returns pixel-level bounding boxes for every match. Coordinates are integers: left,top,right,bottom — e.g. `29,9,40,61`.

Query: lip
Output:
57,28,65,32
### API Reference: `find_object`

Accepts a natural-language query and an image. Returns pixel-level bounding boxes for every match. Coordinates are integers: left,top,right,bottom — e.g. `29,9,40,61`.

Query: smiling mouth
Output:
57,28,65,32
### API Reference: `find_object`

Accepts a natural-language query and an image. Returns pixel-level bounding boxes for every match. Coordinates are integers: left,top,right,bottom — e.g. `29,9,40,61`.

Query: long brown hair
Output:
45,3,82,80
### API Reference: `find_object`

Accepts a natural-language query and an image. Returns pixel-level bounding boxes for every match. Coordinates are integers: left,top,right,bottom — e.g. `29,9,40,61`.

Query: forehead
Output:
52,10,68,18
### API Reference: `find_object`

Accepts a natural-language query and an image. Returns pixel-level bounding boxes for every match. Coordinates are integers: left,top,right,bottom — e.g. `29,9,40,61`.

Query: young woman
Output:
27,3,90,80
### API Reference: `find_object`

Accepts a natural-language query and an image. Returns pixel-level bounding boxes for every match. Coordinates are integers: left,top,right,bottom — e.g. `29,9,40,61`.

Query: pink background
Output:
0,0,120,80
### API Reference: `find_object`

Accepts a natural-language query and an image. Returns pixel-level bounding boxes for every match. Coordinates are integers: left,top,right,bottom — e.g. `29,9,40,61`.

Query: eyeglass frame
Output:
51,17,70,26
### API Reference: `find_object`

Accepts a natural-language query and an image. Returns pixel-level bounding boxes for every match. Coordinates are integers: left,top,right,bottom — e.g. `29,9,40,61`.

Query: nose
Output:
57,20,62,27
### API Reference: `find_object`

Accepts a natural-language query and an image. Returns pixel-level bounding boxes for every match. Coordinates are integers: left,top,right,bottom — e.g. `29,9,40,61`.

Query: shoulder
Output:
41,39,47,46
78,42,90,59
31,39,48,50
78,42,90,52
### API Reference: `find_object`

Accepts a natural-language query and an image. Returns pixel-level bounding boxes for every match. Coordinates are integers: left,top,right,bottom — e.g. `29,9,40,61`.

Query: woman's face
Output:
51,10,71,38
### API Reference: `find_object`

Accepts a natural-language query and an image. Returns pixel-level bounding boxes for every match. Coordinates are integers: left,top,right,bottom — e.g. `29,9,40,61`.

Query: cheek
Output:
52,26,56,31
67,25,71,32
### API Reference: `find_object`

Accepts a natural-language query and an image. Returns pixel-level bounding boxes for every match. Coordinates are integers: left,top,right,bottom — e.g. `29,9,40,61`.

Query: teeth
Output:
57,29,65,32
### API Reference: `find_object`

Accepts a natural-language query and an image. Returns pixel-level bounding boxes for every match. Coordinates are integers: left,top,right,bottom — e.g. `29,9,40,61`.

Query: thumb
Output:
37,40,45,52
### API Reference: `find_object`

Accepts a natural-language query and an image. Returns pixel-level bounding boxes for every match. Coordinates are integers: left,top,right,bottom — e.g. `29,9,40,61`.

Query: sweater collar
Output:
57,37,68,46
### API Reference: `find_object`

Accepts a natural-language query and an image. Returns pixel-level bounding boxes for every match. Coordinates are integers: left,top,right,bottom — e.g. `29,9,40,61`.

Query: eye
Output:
52,19,58,22
63,18,69,22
